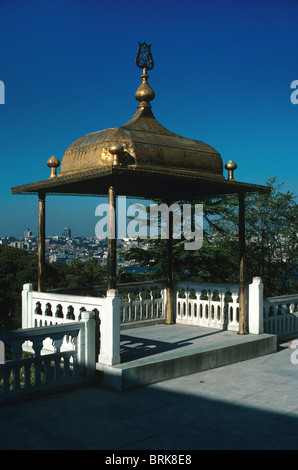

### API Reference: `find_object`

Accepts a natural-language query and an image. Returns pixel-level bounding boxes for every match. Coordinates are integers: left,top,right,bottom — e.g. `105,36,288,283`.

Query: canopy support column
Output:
238,192,248,334
107,185,117,291
38,191,46,292
166,209,175,324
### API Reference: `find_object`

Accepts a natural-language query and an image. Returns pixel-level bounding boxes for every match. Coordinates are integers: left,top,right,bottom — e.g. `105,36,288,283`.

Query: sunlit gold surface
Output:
47,155,60,178
58,59,223,180
59,105,223,180
225,160,237,181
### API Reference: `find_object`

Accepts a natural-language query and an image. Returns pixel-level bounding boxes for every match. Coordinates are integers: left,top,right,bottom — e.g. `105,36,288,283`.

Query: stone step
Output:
96,327,277,391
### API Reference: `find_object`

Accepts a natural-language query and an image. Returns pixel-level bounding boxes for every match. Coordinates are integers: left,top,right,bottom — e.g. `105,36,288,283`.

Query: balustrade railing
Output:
0,312,96,404
49,281,167,326
47,280,241,329
23,280,243,333
117,281,166,325
5,277,297,403
175,281,240,331
264,294,298,339
22,285,103,329
20,281,298,373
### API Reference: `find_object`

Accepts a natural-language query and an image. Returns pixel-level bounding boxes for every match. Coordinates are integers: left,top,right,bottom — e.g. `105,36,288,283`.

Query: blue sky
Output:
0,0,297,238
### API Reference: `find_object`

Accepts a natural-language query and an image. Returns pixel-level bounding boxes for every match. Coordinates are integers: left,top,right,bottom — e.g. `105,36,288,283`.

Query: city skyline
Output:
0,226,143,269
0,0,297,238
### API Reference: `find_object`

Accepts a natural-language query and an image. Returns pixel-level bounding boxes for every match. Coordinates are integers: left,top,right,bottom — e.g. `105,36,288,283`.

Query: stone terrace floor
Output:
0,326,298,450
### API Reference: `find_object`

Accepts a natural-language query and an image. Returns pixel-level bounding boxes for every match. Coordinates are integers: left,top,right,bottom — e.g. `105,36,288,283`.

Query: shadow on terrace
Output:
0,343,297,450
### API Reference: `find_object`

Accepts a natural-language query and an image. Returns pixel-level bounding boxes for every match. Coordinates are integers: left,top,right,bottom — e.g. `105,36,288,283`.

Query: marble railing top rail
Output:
0,322,83,344
48,280,241,296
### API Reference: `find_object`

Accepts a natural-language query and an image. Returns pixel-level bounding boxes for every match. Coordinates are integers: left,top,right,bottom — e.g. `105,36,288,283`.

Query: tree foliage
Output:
0,246,37,330
244,178,297,295
122,177,298,297
0,249,107,331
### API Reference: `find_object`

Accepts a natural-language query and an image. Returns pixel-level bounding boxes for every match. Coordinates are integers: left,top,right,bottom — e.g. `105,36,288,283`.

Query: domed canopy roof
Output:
59,42,223,181
12,43,268,200
59,103,223,179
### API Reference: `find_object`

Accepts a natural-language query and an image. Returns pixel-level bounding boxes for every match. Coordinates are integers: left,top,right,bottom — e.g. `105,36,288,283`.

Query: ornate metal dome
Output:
12,42,267,200
59,74,223,180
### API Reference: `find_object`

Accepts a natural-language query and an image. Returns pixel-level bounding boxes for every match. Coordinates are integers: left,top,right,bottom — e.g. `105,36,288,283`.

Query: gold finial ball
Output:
47,155,60,178
135,78,155,104
109,143,124,156
225,160,237,171
225,160,237,181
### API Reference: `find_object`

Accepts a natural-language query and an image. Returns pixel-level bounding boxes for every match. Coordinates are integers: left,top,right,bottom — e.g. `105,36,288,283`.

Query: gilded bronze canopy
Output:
11,46,269,200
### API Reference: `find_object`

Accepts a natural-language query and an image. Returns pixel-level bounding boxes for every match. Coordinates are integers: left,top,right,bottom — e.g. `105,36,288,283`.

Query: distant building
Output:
49,253,67,264
62,227,71,238
24,228,33,239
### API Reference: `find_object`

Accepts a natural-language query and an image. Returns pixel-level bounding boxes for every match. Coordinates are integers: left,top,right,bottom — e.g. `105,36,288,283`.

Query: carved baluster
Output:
64,334,76,380
63,354,70,380
144,292,149,319
11,341,22,392
232,292,239,325
52,336,64,383
150,289,154,319
42,357,51,385
133,291,137,321
69,334,77,378
31,338,44,387
219,292,224,325
193,289,198,323
155,290,160,318
11,340,22,361
23,361,31,390
161,286,166,320
139,290,144,320
3,365,11,394
207,290,212,322
128,292,132,322
185,287,190,320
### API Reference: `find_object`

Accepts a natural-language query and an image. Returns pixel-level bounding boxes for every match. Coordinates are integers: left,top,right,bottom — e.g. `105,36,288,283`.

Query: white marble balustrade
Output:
117,281,166,324
0,312,96,403
175,281,240,331
22,283,103,329
264,294,298,339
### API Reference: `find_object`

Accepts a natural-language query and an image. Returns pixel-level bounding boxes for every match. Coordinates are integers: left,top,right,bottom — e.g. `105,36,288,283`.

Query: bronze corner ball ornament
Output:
225,160,237,181
47,155,60,178
109,143,135,167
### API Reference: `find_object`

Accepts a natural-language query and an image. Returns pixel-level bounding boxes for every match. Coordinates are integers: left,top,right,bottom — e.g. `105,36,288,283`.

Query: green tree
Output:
244,178,297,296
122,177,297,296
0,246,38,330
62,257,107,288
0,246,108,330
